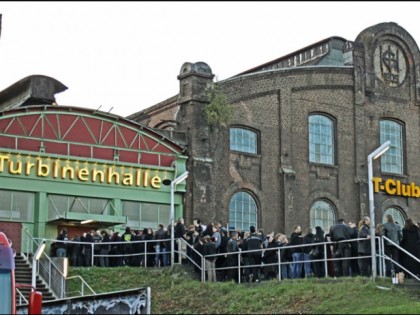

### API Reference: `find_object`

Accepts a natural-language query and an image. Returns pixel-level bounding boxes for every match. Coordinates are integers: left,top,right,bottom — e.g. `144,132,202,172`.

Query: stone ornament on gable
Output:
373,41,407,87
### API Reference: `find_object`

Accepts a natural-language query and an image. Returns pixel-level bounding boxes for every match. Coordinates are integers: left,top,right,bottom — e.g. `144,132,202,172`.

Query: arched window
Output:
229,191,257,231
383,207,405,226
380,120,404,174
230,127,258,154
310,200,335,232
309,114,334,165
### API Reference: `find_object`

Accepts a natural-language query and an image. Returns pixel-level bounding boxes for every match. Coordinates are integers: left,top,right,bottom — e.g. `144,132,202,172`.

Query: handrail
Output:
15,288,29,306
381,235,420,281
65,275,96,297
25,233,420,286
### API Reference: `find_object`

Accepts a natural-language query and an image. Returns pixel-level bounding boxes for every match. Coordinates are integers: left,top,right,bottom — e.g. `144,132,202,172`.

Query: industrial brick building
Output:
128,22,420,235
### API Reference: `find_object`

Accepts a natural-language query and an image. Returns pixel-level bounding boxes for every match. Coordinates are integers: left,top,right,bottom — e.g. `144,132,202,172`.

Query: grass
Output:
67,265,420,314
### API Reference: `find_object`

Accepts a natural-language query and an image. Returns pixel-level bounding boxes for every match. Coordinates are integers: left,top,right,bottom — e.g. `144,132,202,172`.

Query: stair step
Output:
14,254,57,303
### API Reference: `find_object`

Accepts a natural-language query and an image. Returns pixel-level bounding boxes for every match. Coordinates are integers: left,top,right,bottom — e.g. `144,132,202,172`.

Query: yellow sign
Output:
0,153,166,189
373,177,420,198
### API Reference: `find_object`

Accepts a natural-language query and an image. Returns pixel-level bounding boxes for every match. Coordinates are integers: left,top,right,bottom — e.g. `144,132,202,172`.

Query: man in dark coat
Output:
329,218,353,277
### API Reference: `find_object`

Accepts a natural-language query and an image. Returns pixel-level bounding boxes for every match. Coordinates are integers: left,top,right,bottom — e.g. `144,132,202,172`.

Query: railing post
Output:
91,243,94,267
237,253,241,284
323,243,328,278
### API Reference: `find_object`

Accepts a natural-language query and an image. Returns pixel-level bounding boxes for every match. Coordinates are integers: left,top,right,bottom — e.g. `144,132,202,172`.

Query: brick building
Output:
128,22,420,235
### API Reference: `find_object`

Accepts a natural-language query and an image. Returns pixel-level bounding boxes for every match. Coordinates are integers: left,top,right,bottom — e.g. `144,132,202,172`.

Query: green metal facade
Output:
0,105,187,246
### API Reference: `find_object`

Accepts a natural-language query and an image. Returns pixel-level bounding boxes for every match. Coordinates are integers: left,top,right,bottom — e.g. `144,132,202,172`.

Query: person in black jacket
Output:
330,218,353,277
278,234,292,279
290,225,304,279
56,227,69,257
357,216,372,277
312,226,326,278
262,233,278,280
347,220,360,276
401,218,420,278
203,235,217,282
246,226,263,282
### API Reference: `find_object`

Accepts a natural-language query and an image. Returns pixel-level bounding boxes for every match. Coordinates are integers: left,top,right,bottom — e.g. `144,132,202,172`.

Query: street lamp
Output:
32,240,46,290
368,140,390,281
162,171,189,267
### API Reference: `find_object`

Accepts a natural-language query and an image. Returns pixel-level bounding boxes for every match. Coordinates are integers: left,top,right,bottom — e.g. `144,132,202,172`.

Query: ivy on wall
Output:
203,84,233,128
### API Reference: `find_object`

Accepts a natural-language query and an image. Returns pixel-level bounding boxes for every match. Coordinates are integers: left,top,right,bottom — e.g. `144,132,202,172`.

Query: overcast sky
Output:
1,1,420,117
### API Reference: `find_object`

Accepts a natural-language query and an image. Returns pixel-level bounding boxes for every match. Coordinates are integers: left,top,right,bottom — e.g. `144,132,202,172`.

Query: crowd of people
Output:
53,215,420,283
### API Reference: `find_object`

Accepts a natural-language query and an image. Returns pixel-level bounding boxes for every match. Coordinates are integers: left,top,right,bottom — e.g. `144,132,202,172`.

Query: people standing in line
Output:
203,235,217,282
99,230,110,268
82,231,94,267
357,216,372,277
382,214,403,276
246,226,263,282
400,218,420,278
144,228,155,267
154,223,168,267
55,227,69,257
174,217,186,264
302,227,315,278
69,234,82,267
262,233,278,281
137,228,148,267
109,231,123,267
329,219,353,277
202,222,214,238
216,228,229,281
122,226,134,266
193,218,205,236
212,225,222,251
290,225,304,279
347,220,360,276
312,226,326,278
278,234,292,280
92,230,103,267
226,231,240,282
239,231,250,282
193,235,205,278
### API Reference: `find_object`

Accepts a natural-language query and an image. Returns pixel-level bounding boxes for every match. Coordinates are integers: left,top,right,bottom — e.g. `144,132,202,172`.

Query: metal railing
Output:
22,233,420,289
380,235,420,282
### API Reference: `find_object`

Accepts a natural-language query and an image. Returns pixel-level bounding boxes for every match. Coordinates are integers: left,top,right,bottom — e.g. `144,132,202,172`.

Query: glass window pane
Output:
230,128,258,154
380,120,403,174
309,115,334,165
310,200,335,232
229,191,257,231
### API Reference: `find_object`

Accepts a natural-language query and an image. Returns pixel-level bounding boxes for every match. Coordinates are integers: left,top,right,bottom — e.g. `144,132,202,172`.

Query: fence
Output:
28,234,420,288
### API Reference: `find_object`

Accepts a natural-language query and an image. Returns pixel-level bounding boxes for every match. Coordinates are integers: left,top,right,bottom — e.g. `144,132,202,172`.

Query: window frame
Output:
380,119,404,175
229,126,259,155
308,113,336,166
229,191,258,232
309,199,336,233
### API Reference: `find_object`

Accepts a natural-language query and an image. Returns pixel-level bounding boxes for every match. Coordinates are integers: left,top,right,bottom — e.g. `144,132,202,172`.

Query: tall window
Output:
383,207,405,226
230,127,258,154
309,114,334,165
229,191,257,231
380,120,403,174
310,200,335,232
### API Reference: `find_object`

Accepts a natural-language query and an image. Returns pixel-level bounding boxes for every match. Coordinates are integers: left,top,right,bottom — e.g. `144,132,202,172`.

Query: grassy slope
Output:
68,266,420,314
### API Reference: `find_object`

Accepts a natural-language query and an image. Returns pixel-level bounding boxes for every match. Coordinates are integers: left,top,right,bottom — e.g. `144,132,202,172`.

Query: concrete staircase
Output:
14,253,56,305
